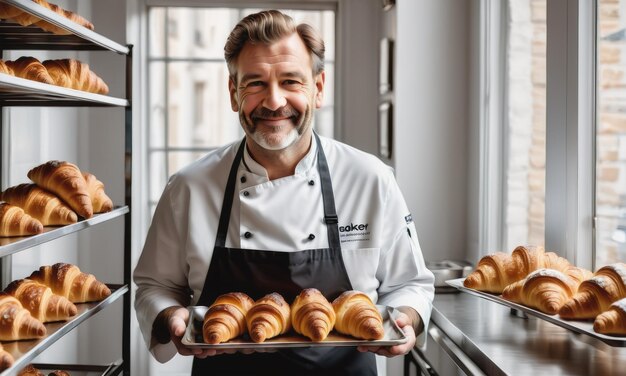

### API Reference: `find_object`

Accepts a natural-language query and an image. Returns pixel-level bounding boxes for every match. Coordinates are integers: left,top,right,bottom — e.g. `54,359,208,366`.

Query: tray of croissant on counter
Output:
446,245,626,347
182,288,407,349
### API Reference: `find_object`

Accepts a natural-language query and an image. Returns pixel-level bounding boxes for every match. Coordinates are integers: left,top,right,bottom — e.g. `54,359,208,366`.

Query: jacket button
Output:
240,176,247,183
308,180,315,186
308,234,315,240
243,191,249,197
244,231,252,239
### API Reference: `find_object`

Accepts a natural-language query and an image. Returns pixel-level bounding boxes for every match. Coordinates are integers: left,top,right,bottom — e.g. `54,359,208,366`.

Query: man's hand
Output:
152,305,276,358
356,308,420,357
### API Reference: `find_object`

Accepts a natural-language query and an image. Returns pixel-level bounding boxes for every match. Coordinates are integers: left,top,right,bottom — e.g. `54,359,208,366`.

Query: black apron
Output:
191,133,376,375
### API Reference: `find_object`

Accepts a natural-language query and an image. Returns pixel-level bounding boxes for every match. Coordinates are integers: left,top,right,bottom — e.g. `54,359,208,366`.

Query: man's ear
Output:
314,71,325,109
228,77,239,112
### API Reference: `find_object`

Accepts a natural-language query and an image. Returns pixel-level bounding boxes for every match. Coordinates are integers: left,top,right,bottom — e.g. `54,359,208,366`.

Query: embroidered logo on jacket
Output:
339,222,370,243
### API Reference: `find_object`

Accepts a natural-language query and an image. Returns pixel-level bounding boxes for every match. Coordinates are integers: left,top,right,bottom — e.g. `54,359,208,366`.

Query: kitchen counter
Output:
422,292,626,375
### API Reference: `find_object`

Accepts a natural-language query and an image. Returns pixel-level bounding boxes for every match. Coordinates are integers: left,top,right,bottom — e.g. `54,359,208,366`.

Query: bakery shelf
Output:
0,73,128,107
0,206,129,257
1,284,128,376
0,0,128,54
27,360,123,376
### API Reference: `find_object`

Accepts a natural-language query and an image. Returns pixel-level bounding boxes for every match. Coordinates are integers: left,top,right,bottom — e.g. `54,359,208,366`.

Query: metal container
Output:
426,260,473,293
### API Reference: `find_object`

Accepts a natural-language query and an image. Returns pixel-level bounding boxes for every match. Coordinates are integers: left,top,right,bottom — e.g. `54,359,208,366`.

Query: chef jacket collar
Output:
241,133,319,179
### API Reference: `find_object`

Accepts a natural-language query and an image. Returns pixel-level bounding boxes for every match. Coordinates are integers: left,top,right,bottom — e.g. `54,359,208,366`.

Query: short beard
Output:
241,105,312,151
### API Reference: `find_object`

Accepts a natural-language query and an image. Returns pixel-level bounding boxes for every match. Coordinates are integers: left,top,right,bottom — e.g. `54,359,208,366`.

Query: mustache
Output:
250,106,300,121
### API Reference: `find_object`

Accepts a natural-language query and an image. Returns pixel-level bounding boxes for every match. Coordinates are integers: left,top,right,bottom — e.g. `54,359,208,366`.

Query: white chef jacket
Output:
134,134,435,363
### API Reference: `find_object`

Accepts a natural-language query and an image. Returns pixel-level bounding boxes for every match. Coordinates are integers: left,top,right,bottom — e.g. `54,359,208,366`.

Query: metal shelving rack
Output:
0,0,132,375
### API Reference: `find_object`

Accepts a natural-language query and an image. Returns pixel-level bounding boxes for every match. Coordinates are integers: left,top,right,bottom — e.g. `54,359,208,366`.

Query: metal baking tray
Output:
182,305,407,349
26,360,123,376
446,278,626,347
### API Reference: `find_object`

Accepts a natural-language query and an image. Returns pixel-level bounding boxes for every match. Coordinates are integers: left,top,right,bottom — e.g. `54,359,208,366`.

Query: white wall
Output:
393,0,471,263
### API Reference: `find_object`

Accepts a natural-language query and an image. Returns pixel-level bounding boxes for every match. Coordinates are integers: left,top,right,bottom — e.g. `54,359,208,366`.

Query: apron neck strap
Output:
215,133,341,249
314,132,341,249
215,138,246,247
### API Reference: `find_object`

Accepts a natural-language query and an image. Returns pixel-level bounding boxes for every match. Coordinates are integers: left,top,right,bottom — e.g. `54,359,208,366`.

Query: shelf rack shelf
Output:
0,0,133,374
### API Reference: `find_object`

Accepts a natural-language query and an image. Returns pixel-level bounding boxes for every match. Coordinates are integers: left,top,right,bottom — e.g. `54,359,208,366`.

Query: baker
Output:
134,9,434,375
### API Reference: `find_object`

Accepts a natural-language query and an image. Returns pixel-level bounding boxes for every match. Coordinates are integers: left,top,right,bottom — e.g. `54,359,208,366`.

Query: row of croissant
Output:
0,160,113,238
463,245,626,335
203,289,384,344
0,263,110,371
17,365,70,376
0,0,94,35
0,57,109,95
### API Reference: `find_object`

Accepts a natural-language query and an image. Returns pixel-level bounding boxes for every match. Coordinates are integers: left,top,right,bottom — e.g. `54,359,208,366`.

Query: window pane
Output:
504,0,546,249
166,61,240,148
148,62,166,148
596,0,626,266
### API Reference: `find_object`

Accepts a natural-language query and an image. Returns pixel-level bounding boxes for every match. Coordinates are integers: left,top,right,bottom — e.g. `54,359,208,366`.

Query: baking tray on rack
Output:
446,278,626,347
25,361,122,376
182,305,407,349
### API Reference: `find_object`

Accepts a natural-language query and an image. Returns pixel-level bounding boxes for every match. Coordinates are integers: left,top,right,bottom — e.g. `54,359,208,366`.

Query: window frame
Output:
479,0,597,269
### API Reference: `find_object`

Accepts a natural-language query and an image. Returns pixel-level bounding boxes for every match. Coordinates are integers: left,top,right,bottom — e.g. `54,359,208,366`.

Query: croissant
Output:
9,0,49,27
48,371,70,376
17,364,44,376
594,298,626,335
1,183,78,226
29,263,111,303
27,160,93,219
464,245,573,293
0,342,14,372
4,279,77,323
83,172,113,213
0,293,46,341
0,202,44,237
35,3,94,35
246,293,291,343
42,59,109,95
332,290,384,340
559,263,626,319
202,292,254,344
0,60,13,75
0,2,24,19
291,288,336,342
6,57,55,85
501,268,591,315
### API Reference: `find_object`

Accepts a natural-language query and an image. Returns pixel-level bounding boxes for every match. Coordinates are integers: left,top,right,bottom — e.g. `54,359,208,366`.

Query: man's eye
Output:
247,81,264,87
284,80,300,86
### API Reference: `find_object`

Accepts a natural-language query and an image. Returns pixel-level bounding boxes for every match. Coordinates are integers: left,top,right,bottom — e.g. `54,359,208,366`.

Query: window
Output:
147,6,336,215
504,0,547,250
596,0,626,266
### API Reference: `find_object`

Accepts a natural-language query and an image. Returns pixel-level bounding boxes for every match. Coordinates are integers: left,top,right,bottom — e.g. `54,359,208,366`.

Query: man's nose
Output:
262,83,287,111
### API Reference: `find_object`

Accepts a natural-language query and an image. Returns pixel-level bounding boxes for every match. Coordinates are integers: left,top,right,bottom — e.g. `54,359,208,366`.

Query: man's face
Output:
229,33,325,151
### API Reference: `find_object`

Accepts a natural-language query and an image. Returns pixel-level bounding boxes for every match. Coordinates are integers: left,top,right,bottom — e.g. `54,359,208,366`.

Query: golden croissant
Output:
0,202,44,237
35,3,94,35
594,298,626,335
28,160,93,219
559,263,626,320
4,279,77,323
332,290,384,340
29,263,111,303
1,183,78,226
42,59,109,95
502,267,592,315
464,245,572,293
0,60,13,76
291,288,336,342
203,292,254,344
83,172,113,213
17,364,44,376
246,293,291,343
5,57,55,85
0,292,46,341
0,342,14,372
